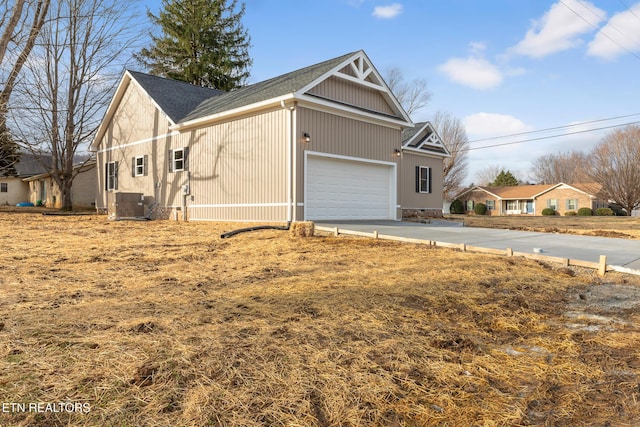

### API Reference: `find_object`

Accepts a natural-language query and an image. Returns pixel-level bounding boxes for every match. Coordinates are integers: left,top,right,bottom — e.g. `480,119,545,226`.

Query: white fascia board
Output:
401,147,451,159
171,94,296,131
90,70,177,152
531,183,563,199
90,71,132,151
296,95,411,129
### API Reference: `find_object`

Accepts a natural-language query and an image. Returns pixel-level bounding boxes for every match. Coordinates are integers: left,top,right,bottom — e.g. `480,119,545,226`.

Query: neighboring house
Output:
23,160,97,209
0,154,49,206
456,182,609,216
90,50,449,221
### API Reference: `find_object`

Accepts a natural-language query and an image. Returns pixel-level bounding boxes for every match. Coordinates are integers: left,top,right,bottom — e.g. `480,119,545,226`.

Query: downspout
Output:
282,100,297,223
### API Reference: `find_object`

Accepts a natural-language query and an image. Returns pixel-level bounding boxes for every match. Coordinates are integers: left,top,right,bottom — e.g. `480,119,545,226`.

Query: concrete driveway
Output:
316,220,640,273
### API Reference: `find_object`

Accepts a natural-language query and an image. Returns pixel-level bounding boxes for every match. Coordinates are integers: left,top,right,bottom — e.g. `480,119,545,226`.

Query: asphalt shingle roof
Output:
181,51,358,123
128,71,225,123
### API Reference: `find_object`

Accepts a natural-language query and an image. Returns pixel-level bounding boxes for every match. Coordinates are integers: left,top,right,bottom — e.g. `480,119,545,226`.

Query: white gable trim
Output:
297,51,411,125
403,122,451,157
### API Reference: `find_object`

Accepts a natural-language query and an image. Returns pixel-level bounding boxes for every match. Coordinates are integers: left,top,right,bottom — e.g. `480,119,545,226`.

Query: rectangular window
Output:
169,147,189,172
486,200,495,211
547,199,558,210
0,183,7,193
466,200,474,211
506,200,518,210
132,155,148,177
566,198,577,210
415,166,431,193
105,161,118,191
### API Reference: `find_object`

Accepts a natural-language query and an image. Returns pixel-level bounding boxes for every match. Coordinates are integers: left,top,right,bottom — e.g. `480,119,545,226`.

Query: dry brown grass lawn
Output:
1,213,640,426
449,214,640,239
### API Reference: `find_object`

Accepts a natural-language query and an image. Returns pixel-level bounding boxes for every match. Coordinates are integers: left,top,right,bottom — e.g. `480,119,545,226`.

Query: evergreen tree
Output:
490,170,519,186
137,0,252,90
0,122,20,176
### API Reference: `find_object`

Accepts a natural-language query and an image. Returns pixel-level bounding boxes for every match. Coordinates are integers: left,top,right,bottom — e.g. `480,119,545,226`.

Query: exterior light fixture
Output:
394,148,402,157
303,132,311,143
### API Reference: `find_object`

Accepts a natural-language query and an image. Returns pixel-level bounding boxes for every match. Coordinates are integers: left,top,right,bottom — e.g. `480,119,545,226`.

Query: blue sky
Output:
142,0,640,184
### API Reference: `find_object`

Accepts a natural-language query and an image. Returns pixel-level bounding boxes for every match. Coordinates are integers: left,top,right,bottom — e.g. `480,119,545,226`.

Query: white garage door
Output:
305,154,395,220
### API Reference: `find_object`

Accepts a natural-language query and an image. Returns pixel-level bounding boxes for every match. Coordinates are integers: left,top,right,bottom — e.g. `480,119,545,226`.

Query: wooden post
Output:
373,230,379,239
562,258,569,267
333,227,339,237
461,243,466,251
598,255,607,276
506,248,513,257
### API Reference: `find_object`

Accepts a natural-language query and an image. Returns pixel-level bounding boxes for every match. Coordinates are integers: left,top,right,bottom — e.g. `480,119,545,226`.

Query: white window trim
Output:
172,148,185,172
106,161,117,191
418,166,431,194
134,156,145,177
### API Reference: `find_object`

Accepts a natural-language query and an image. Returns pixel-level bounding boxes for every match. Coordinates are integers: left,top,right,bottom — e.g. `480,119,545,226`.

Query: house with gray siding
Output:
90,50,449,221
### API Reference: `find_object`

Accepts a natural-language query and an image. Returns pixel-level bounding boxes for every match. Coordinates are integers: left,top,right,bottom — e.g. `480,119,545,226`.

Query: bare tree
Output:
431,111,469,200
474,164,507,186
0,0,50,170
385,67,431,116
531,150,591,184
11,0,140,210
590,124,640,214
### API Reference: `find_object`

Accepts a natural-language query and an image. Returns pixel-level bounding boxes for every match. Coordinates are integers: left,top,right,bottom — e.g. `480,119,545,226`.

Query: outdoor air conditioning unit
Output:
108,192,145,219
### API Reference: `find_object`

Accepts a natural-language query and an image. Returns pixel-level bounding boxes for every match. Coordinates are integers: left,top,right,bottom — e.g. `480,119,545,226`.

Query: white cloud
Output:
372,3,403,19
463,113,533,138
510,0,606,58
587,3,640,60
438,56,503,90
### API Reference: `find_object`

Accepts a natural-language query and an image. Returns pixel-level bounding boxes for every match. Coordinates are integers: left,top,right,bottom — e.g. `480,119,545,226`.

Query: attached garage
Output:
304,153,397,220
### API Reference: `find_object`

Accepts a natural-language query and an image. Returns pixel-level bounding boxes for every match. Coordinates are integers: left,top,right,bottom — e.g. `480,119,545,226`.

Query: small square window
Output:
567,198,577,210
486,200,495,211
548,199,558,210
170,148,189,172
0,183,7,193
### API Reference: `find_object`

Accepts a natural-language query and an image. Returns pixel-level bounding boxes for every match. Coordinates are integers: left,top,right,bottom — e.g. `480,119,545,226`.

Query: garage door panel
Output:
306,155,394,220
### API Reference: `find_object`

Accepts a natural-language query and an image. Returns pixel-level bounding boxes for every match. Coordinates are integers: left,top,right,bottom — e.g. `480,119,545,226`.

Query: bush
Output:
450,199,465,214
474,203,487,215
542,208,556,216
577,207,593,216
564,211,577,216
595,207,614,216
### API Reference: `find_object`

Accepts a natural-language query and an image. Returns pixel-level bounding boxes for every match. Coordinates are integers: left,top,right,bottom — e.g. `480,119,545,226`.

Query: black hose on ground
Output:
220,222,291,239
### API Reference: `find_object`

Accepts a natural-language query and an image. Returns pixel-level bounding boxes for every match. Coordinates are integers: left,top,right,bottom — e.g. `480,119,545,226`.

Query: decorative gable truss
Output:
299,51,411,126
403,122,450,157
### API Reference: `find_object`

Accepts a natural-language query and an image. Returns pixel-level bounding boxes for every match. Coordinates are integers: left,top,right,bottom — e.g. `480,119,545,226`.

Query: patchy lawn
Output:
1,214,640,426
446,214,640,239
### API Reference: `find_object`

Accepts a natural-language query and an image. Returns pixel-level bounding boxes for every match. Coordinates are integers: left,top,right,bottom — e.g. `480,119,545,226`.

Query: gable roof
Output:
91,51,412,150
127,71,225,123
2,154,51,178
457,182,606,201
401,122,450,157
182,51,358,123
457,184,554,200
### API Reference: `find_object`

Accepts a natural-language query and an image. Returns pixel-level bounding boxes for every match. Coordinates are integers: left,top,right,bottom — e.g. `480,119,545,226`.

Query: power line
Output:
561,0,640,61
463,120,640,152
467,113,640,144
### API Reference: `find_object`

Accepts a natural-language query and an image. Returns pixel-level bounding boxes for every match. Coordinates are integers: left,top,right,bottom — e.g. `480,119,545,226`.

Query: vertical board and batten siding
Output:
398,153,444,211
95,81,173,211
307,77,396,116
187,107,289,221
295,107,402,220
